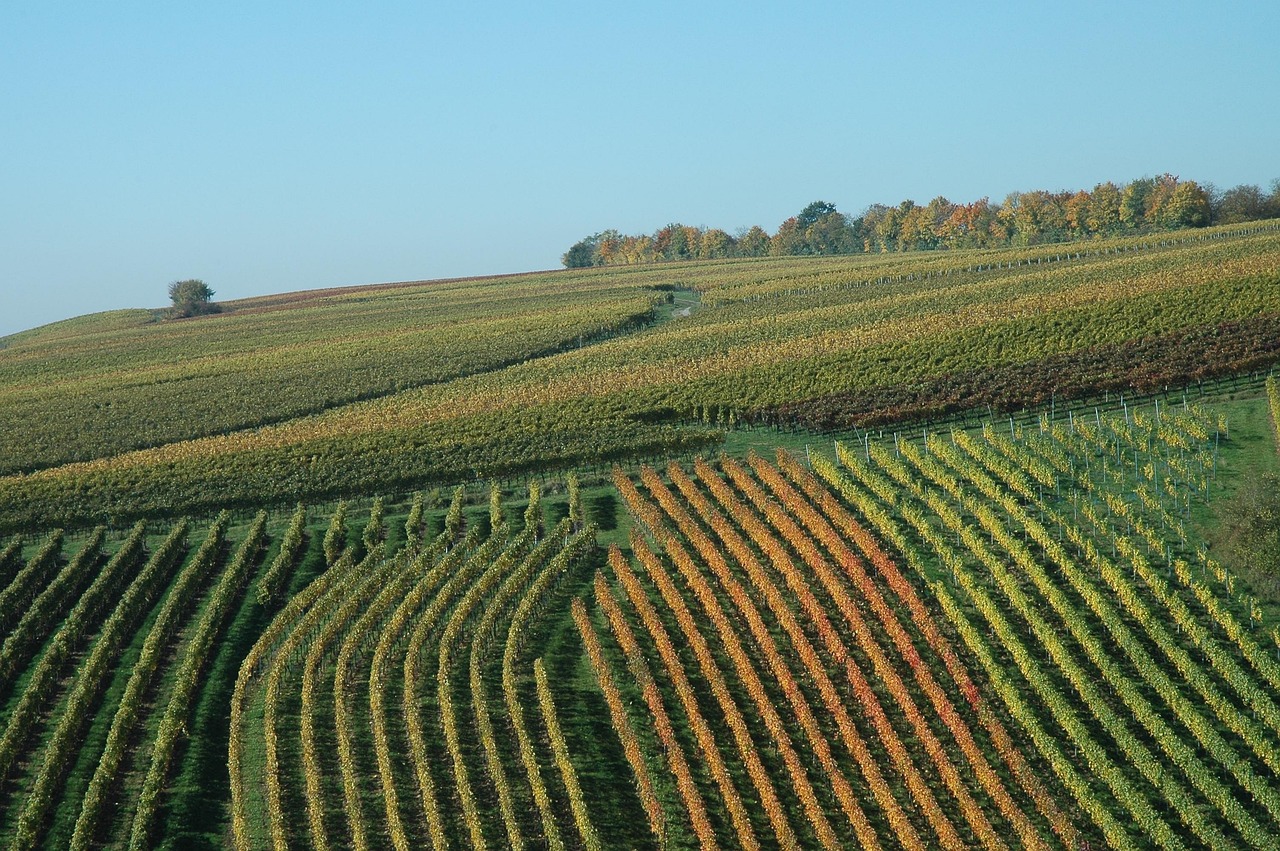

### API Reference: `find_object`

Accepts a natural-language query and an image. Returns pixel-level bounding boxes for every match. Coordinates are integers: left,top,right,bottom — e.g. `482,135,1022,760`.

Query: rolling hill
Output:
2,219,1280,850
3,220,1280,531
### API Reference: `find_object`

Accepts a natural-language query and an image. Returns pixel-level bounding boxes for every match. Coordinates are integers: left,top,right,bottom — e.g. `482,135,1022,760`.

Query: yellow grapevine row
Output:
661,461,891,850
72,521,190,851
570,598,668,846
635,467,854,850
748,452,1049,850
402,530,506,849
796,449,1079,847
468,520,572,851
499,521,593,851
533,657,602,851
129,512,265,851
720,456,1000,850
692,458,960,848
232,517,352,851
592,572,720,850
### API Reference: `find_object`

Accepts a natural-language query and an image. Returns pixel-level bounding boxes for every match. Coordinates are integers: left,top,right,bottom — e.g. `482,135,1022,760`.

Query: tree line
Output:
563,175,1280,267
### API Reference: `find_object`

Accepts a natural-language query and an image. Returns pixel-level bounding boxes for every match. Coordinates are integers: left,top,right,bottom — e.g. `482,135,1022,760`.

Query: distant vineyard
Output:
2,221,1279,531
0,280,666,476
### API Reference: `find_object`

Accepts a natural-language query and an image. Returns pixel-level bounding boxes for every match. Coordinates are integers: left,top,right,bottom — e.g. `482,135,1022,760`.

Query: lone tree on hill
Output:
168,279,218,318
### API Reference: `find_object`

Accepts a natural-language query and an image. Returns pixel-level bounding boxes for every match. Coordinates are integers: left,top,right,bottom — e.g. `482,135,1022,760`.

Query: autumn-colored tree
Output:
923,196,956,242
769,217,805,255
1120,176,1157,230
736,225,771,257
625,235,655,264
652,224,694,261
1041,191,1073,241
996,193,1023,243
1086,182,1123,236
699,228,735,259
897,202,934,251
1142,173,1182,225
593,230,623,265
1002,190,1070,245
859,204,891,252
1157,180,1211,228
681,225,702,258
563,172,1270,268
942,198,999,248
872,202,909,252
1064,190,1091,238
935,205,966,248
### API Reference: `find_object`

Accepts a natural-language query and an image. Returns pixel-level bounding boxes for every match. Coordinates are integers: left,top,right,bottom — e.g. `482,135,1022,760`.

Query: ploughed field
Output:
2,222,1280,848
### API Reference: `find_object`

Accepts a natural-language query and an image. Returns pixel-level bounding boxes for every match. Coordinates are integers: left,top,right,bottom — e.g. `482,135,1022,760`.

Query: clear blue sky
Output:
3,0,1278,337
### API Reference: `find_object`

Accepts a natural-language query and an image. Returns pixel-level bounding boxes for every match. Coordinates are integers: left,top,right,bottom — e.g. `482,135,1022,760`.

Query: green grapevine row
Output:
0,530,64,639
403,528,507,849
533,657,602,851
0,526,108,691
256,503,307,606
69,519,191,851
8,523,168,849
921,436,1274,843
499,520,589,851
369,526,474,851
570,598,668,846
128,511,266,851
300,545,394,851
